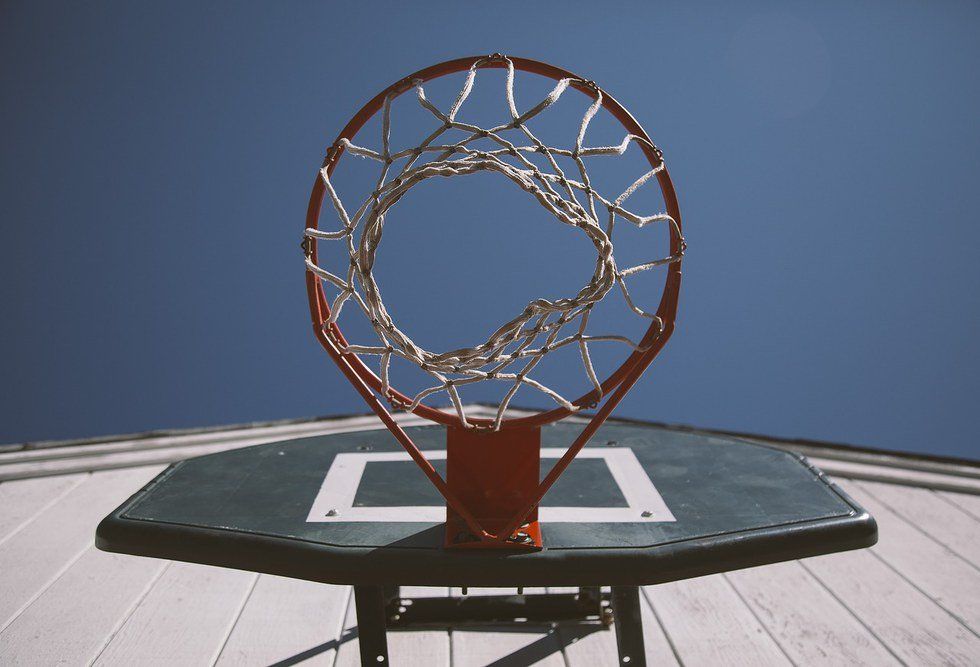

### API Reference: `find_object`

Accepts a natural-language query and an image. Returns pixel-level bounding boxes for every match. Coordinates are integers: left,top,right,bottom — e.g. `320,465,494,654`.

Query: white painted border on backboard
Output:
306,447,675,523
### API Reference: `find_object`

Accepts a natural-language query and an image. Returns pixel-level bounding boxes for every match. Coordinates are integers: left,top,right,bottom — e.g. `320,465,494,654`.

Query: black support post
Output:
611,586,646,666
354,585,389,666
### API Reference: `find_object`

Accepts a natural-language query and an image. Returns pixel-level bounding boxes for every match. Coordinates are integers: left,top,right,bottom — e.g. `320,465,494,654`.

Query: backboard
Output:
97,418,876,588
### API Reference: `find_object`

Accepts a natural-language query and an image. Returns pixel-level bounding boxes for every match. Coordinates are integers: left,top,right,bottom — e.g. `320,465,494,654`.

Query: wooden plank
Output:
802,547,980,665
643,574,791,666
0,412,432,465
451,624,566,667
546,586,615,667
94,561,257,665
0,547,168,665
390,586,451,666
335,586,451,666
215,574,349,666
0,433,355,482
0,465,164,630
637,587,682,666
384,587,566,666
0,418,365,463
0,413,438,482
1,406,511,457
726,560,899,665
333,588,365,667
842,480,980,630
857,480,980,566
0,473,86,543
735,435,980,479
0,407,515,472
549,586,679,667
938,489,980,521
806,457,980,494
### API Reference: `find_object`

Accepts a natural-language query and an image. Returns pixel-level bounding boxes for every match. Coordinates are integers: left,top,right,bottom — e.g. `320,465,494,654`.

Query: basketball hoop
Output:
304,54,684,549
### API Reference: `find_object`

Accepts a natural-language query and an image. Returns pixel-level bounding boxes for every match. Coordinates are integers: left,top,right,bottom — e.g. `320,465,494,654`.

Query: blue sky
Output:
1,2,978,460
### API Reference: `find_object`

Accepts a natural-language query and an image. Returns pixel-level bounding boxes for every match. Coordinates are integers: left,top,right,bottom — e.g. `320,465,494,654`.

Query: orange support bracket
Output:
444,425,543,550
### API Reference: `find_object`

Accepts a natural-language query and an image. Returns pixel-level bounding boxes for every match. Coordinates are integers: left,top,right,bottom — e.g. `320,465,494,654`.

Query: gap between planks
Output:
0,466,165,632
842,479,980,631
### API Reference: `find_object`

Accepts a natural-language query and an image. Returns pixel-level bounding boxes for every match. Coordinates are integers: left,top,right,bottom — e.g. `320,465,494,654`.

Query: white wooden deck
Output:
1,409,978,666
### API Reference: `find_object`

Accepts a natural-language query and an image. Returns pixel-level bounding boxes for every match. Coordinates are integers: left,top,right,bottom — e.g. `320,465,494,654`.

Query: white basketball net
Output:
304,55,685,430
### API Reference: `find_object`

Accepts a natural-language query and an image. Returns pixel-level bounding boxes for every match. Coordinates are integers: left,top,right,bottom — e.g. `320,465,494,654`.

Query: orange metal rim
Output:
305,54,683,429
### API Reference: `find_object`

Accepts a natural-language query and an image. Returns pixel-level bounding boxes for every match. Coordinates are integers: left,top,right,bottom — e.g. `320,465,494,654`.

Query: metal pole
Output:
611,586,646,666
354,585,390,666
